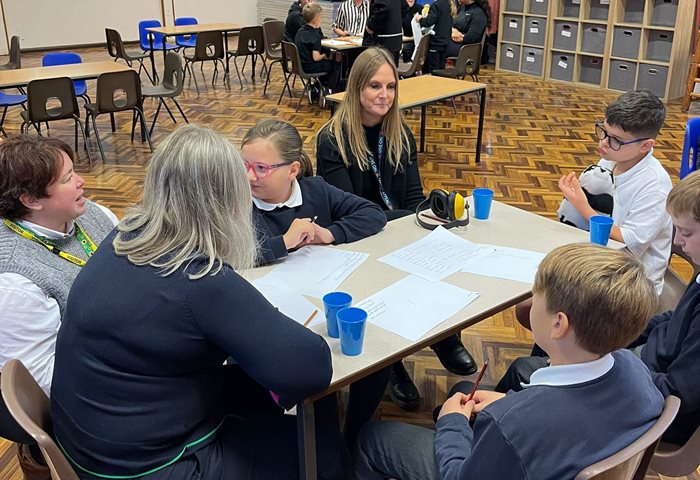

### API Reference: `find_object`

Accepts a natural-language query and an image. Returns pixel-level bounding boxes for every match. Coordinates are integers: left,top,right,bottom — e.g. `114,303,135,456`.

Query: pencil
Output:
467,360,489,402
420,212,450,224
310,215,318,224
303,310,318,327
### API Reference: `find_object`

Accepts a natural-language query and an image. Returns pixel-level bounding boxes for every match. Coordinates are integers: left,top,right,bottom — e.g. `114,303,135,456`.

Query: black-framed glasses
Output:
594,122,650,151
244,160,293,178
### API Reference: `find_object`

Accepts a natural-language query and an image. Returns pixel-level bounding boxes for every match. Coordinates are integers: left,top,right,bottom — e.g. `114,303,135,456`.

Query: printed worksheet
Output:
461,244,546,284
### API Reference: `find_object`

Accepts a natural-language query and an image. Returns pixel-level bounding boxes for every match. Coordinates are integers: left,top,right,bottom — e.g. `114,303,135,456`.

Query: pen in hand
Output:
467,360,489,402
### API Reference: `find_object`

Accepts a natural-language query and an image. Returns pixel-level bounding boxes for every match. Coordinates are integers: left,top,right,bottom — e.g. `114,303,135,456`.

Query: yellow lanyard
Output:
3,218,97,267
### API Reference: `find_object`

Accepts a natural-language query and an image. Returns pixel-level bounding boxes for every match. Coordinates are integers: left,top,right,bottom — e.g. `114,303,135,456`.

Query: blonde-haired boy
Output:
355,244,664,479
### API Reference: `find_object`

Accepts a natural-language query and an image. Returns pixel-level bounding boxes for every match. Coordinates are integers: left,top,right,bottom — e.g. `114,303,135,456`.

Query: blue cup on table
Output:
473,188,494,220
336,307,367,356
322,292,352,338
590,215,614,246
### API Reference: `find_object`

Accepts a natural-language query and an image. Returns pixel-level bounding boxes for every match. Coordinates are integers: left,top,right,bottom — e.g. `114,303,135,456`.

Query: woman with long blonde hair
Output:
51,125,346,479
316,47,477,412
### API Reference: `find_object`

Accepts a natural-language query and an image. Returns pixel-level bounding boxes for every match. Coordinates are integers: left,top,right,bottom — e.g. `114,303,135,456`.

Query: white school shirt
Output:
332,0,370,36
252,179,303,211
0,204,118,396
522,353,615,388
598,150,673,295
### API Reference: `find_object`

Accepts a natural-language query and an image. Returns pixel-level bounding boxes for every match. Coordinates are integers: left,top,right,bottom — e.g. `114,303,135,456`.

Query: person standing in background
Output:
363,0,403,64
414,0,452,73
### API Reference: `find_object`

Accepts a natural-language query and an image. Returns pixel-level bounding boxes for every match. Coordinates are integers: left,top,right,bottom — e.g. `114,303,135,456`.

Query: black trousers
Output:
423,49,447,74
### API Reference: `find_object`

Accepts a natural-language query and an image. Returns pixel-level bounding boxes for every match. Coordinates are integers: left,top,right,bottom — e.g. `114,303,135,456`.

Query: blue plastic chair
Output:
0,90,26,136
681,117,700,179
41,52,90,104
138,20,178,52
175,17,198,49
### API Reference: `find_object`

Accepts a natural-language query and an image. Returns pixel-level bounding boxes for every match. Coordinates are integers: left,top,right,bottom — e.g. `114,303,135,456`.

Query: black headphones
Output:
415,189,470,230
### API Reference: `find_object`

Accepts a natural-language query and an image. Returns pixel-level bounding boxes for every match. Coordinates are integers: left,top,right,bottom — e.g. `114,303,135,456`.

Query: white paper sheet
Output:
461,244,547,284
324,39,348,46
251,277,322,328
356,275,480,341
263,245,369,298
378,227,492,282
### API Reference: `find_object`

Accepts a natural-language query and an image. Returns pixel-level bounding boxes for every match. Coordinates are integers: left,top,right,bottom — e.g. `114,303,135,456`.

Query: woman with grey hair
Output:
50,125,346,479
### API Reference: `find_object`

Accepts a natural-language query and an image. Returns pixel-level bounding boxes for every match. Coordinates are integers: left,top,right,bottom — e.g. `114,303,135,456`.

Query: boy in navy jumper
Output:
355,243,664,479
498,171,700,447
242,119,386,265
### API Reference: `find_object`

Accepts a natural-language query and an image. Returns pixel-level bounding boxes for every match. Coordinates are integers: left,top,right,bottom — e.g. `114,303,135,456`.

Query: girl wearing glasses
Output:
242,119,386,265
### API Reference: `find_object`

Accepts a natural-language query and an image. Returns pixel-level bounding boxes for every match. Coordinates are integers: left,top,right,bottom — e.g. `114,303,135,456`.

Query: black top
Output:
453,2,488,45
401,1,422,36
419,0,452,50
51,230,332,477
253,176,387,264
284,1,304,42
634,277,700,445
316,124,426,212
364,0,403,51
295,23,329,71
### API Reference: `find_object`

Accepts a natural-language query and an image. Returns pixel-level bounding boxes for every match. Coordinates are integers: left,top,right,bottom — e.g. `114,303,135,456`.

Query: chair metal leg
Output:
278,72,293,105
136,108,153,151
74,117,92,164
296,80,307,112
0,106,8,137
171,98,189,123
191,62,200,94
89,114,105,162
451,98,457,115
74,119,79,151
131,110,138,142
148,99,163,136
162,100,176,123
110,112,116,132
232,55,243,89
137,59,155,85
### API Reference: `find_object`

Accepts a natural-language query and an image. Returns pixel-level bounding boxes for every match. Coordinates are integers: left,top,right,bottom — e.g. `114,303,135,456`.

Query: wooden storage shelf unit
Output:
496,0,693,100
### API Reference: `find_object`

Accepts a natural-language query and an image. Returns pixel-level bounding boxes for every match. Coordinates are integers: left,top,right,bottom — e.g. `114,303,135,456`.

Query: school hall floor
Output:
0,46,697,479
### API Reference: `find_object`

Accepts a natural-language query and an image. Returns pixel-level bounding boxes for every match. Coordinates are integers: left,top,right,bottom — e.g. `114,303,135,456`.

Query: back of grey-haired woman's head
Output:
114,124,258,278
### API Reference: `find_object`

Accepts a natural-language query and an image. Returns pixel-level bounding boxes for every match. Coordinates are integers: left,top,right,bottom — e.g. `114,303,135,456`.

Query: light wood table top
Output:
326,74,486,108
0,61,132,89
252,199,622,391
321,36,364,51
146,23,241,36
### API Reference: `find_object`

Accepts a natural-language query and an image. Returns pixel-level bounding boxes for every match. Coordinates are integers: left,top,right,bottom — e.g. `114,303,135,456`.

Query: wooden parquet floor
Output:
0,47,698,479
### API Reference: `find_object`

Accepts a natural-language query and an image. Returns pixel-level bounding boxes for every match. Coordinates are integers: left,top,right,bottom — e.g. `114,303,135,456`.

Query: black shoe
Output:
431,334,478,376
389,362,420,411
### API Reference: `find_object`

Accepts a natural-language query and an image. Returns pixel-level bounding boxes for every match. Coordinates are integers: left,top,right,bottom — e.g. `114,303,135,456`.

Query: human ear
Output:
288,161,301,180
550,311,570,340
19,193,43,212
640,138,655,153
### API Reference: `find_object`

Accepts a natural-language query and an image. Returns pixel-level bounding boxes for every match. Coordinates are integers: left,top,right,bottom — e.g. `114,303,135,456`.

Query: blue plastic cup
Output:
590,215,614,246
322,292,352,338
336,307,367,356
473,188,494,220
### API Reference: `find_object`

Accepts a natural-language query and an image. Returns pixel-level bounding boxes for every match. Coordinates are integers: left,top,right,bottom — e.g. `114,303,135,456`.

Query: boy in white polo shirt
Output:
516,90,672,332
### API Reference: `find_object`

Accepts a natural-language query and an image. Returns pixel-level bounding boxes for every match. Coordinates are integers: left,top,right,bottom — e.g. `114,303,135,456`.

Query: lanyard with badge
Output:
3,218,97,267
366,128,395,210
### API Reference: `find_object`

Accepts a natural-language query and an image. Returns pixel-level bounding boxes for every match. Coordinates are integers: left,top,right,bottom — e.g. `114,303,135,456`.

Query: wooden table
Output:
326,75,487,163
0,61,132,89
250,199,623,479
145,23,241,80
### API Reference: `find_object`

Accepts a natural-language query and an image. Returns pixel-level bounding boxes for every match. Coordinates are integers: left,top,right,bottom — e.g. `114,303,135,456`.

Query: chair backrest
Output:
400,34,430,77
192,30,225,61
281,41,303,76
681,116,700,179
8,35,21,69
95,70,143,113
174,16,198,44
42,52,81,68
1,359,79,480
651,423,700,477
454,42,483,79
162,52,185,95
237,25,265,56
574,395,681,480
26,77,80,123
138,19,163,50
105,28,128,60
262,20,285,59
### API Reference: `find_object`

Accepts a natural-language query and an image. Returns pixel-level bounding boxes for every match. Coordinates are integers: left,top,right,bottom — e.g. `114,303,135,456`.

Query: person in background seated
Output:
51,125,346,479
0,135,117,479
446,0,491,58
284,0,316,41
500,171,700,447
356,243,664,479
295,3,343,95
316,47,476,412
333,0,370,37
243,118,388,450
